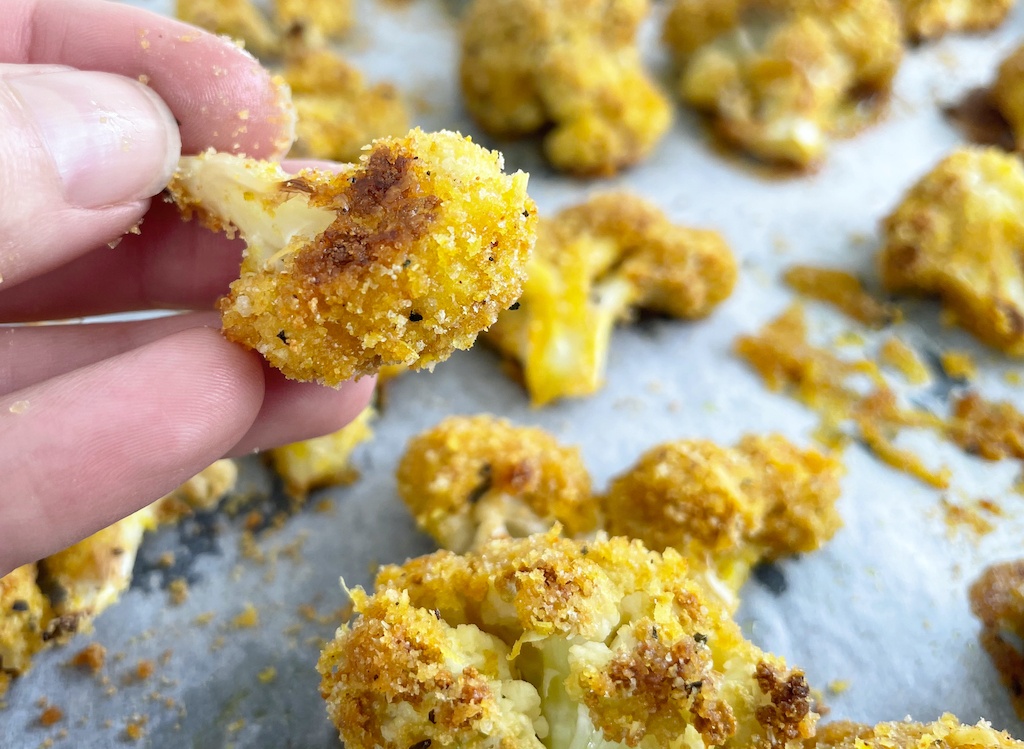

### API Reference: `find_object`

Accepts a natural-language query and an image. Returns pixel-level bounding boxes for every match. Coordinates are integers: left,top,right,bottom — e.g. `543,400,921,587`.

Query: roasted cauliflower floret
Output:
0,565,50,697
396,415,596,553
880,148,1024,356
897,0,1016,41
176,0,281,57
459,0,672,175
167,129,537,386
320,533,817,749
991,44,1024,151
970,560,1024,719
151,458,239,524
266,406,374,502
283,48,409,163
274,0,353,45
665,0,903,168
486,193,737,406
0,462,237,693
602,435,843,605
36,508,159,642
177,0,353,56
809,714,1024,749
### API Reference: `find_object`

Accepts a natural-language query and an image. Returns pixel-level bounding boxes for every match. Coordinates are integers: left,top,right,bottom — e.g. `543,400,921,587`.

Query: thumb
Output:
0,65,181,290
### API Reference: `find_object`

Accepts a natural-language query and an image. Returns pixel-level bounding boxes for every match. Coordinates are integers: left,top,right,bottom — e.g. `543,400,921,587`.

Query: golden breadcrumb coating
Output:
897,0,1016,41
460,0,672,175
273,0,353,44
665,0,903,168
167,129,536,386
880,148,1024,356
176,0,353,57
992,44,1024,151
266,406,375,502
176,0,281,57
0,565,50,697
602,435,842,604
396,415,596,553
172,131,535,382
320,532,817,749
970,560,1024,719
283,48,409,163
487,193,737,406
809,715,1024,749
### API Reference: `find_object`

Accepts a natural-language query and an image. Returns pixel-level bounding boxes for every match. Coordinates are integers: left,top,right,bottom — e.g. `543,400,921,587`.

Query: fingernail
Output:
8,70,181,208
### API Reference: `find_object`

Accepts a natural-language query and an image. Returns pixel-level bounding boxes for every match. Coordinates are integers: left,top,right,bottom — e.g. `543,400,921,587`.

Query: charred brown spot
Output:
42,614,81,642
943,88,1016,151
295,146,441,283
583,629,735,746
754,662,813,747
467,464,493,504
999,301,1024,337
11,600,29,612
505,460,538,493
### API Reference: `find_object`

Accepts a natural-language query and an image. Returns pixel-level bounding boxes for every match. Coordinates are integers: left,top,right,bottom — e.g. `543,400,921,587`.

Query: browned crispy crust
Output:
970,560,1024,719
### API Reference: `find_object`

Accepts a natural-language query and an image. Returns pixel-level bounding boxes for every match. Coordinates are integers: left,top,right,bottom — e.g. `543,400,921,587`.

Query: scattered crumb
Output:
827,680,850,695
1005,371,1023,386
123,714,148,742
783,265,899,328
940,497,997,540
69,643,107,673
38,705,63,727
941,351,978,381
157,551,175,568
948,393,1024,461
9,400,30,414
258,666,277,684
833,331,865,348
878,337,930,385
193,612,215,627
168,578,189,606
227,719,246,734
314,499,334,514
134,660,155,683
232,603,260,630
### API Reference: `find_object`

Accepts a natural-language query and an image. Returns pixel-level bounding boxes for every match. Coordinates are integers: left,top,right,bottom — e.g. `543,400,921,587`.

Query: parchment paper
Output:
6,1,1024,746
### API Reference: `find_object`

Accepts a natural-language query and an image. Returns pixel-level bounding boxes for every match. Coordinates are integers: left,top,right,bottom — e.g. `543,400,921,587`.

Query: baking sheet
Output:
7,0,1024,745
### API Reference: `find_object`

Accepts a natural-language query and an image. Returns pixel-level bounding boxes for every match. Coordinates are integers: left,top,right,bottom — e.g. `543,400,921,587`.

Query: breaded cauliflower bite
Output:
396,415,596,553
880,148,1024,356
167,129,537,386
177,0,282,57
486,193,737,406
0,462,237,692
177,0,353,56
395,417,842,610
896,0,1016,41
665,0,903,168
266,406,375,502
319,532,817,749
808,715,1024,749
601,435,843,604
283,48,409,163
970,560,1024,719
0,565,50,697
460,0,672,175
273,0,353,44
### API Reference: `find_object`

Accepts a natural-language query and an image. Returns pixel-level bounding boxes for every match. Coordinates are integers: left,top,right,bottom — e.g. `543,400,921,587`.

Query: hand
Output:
0,0,375,576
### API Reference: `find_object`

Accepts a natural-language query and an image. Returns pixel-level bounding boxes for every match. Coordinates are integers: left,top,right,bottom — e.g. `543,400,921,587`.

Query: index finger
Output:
2,0,295,158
